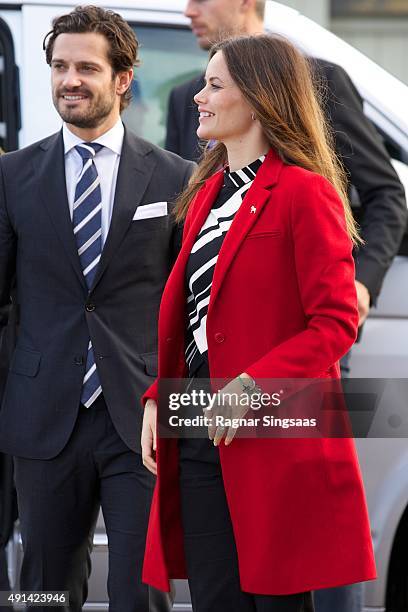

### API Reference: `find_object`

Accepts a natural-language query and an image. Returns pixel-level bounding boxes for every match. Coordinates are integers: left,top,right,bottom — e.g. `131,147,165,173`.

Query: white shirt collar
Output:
62,118,124,156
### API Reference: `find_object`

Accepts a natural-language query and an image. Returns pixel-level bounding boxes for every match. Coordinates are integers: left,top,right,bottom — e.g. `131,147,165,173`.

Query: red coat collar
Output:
185,148,284,314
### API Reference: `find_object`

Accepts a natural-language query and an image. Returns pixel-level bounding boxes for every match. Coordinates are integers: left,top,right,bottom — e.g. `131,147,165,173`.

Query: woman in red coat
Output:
141,35,376,612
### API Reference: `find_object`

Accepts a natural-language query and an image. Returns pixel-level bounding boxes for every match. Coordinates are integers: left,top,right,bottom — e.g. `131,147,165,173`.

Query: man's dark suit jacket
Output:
0,128,194,460
165,59,407,305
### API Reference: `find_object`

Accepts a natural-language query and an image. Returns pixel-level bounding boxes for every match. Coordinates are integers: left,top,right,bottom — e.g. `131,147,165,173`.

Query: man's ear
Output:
240,0,257,14
116,68,134,95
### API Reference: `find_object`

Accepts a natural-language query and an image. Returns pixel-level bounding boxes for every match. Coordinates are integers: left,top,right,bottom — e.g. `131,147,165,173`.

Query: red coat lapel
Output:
208,149,284,316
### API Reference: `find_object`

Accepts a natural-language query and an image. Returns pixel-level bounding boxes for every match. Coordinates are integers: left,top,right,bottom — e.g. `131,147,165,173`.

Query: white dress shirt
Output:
63,119,124,246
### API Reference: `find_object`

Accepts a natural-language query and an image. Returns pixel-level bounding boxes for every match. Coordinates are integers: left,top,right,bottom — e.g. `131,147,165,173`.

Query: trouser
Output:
179,452,314,612
314,584,363,612
14,395,171,612
0,546,9,588
314,349,363,612
0,544,10,612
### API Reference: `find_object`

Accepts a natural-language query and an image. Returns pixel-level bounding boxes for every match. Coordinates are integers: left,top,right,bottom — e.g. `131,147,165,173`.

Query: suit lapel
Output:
208,150,284,316
35,131,87,291
90,130,156,291
182,171,224,258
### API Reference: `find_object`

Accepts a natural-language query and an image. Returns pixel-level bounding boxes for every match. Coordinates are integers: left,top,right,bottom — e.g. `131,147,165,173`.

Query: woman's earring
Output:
251,112,256,121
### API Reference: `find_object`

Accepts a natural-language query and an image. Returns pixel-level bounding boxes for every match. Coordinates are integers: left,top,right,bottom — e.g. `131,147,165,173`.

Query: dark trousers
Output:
179,455,314,612
14,396,170,612
0,545,10,612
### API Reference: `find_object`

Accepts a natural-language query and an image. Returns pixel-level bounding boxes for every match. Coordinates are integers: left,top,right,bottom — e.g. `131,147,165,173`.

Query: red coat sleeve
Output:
246,172,359,380
141,379,159,407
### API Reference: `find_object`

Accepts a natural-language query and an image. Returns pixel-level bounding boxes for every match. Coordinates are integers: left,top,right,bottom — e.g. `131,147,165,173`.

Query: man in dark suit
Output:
0,6,194,611
165,1,407,612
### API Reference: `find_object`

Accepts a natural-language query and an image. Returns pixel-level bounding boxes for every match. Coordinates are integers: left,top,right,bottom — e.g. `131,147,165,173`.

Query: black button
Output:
74,356,84,365
86,303,95,312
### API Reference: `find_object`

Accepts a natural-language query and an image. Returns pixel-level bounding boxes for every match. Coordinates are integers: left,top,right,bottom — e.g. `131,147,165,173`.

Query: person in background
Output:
166,0,407,337
142,33,376,612
165,8,406,609
0,6,193,611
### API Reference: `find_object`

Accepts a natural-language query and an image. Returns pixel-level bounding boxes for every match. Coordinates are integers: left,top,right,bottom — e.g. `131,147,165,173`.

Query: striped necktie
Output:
73,142,103,407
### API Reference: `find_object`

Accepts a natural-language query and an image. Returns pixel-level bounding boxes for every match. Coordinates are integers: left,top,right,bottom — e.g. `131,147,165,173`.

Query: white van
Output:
0,2,407,611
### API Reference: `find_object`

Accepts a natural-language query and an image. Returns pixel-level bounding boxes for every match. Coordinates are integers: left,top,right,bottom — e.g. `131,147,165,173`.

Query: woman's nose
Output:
194,86,207,106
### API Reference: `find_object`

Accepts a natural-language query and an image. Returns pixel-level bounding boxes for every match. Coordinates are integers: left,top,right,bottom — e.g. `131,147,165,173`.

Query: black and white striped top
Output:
185,156,265,375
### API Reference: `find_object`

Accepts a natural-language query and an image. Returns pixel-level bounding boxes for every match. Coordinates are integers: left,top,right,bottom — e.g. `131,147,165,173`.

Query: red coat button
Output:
214,333,225,343
166,337,172,343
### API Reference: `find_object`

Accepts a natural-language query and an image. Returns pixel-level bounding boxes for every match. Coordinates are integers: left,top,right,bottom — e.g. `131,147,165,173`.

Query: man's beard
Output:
201,25,242,50
53,84,116,129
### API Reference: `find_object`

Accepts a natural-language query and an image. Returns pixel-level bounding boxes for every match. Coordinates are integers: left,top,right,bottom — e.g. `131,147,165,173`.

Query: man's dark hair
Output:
43,5,139,112
255,0,266,20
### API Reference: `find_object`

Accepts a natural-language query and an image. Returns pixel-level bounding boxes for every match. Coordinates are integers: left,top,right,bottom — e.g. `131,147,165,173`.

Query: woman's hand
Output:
141,399,157,475
207,373,254,446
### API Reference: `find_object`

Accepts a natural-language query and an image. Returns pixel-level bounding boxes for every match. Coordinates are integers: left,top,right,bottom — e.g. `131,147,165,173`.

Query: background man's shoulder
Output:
309,57,360,105
310,56,344,76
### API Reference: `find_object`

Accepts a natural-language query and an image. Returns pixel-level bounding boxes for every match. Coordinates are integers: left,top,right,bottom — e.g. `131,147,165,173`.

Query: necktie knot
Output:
75,142,103,162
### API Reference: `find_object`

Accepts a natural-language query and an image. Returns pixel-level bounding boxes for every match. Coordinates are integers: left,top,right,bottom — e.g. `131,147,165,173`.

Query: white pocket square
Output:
133,201,168,220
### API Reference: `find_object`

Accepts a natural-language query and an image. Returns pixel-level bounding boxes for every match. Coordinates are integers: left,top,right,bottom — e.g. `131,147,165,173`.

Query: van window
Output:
0,17,20,152
123,24,206,147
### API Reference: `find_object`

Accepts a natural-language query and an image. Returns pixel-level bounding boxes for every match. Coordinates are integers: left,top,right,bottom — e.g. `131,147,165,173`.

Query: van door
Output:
0,16,20,151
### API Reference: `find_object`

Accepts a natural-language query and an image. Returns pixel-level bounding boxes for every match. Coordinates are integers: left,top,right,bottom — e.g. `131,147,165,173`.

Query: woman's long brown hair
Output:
175,34,361,245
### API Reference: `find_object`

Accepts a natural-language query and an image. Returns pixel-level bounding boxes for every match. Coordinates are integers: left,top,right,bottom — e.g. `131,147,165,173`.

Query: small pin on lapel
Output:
250,206,257,214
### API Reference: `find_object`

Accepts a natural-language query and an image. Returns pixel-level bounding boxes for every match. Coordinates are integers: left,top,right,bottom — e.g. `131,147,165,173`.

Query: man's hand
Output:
141,399,157,475
355,280,371,326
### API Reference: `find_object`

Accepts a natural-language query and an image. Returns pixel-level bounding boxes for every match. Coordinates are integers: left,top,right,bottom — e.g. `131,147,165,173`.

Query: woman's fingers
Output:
152,417,157,452
143,454,157,476
141,426,157,475
207,409,217,440
213,424,226,446
141,401,158,475
224,425,239,445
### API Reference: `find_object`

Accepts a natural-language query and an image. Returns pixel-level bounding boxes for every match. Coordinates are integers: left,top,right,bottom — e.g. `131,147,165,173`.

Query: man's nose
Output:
62,67,82,89
184,0,197,19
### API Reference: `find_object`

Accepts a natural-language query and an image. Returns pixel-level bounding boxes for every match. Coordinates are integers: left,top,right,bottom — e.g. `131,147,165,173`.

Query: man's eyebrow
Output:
76,60,102,68
51,58,102,68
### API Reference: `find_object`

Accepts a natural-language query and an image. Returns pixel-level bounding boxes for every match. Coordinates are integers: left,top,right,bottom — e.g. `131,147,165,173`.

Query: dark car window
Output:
123,24,206,147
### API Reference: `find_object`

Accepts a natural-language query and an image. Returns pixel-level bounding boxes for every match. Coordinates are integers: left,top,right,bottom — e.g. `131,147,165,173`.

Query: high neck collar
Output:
224,155,266,189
